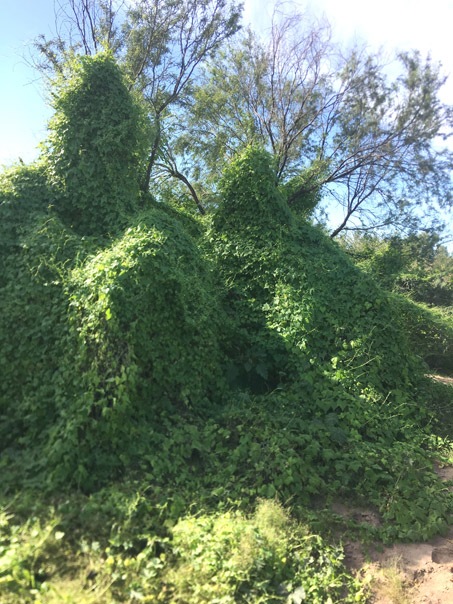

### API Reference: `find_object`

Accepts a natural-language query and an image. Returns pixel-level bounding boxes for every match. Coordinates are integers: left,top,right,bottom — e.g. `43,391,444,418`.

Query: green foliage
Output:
0,496,366,603
46,52,149,234
0,204,225,488
211,148,419,395
278,170,322,218
215,147,293,233
342,232,453,374
0,161,52,245
162,500,361,603
47,209,225,487
1,61,453,601
344,232,453,307
203,147,452,540
179,26,453,235
0,171,85,457
138,391,452,543
3,140,450,541
0,509,66,602
420,378,453,438
390,295,453,375
1,55,226,488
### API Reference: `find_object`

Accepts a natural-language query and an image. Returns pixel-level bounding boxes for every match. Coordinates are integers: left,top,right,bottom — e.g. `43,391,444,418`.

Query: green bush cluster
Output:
2,135,452,531
343,232,453,307
390,295,453,375
203,148,452,539
342,233,453,375
1,54,226,488
211,148,421,396
1,56,453,603
45,53,149,234
0,187,226,488
48,209,225,487
157,500,361,603
0,498,366,603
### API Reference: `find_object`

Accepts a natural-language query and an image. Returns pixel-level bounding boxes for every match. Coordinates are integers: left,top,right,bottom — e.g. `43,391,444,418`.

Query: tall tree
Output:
177,8,453,235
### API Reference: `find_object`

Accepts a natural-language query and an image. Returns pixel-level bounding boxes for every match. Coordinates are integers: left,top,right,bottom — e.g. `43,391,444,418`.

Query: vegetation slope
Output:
1,53,452,603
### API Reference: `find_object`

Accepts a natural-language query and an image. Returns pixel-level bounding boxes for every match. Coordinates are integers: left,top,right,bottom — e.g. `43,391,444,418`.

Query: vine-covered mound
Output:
200,148,451,540
0,54,225,487
0,187,225,487
0,55,451,542
211,148,419,400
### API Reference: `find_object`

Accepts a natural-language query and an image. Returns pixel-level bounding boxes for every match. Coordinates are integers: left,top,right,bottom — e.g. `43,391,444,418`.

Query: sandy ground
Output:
337,465,453,603
339,375,453,603
429,375,453,388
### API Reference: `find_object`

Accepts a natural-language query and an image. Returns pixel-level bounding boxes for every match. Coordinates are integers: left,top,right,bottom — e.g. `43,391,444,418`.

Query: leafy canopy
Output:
175,12,453,236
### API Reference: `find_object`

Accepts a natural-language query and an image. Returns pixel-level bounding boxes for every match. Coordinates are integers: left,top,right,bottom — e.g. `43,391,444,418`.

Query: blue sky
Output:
0,0,55,166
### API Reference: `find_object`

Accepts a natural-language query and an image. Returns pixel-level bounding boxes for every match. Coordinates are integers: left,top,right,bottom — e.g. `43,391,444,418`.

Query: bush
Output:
0,203,226,488
5,57,453,604
161,500,361,603
45,52,149,234
45,208,226,487
210,147,421,397
391,295,453,374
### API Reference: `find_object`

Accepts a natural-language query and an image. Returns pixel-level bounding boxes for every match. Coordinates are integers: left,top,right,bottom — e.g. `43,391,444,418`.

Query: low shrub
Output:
390,295,453,375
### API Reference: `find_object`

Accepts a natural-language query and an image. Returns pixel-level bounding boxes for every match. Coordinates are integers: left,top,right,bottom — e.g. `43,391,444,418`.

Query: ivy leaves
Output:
46,53,149,234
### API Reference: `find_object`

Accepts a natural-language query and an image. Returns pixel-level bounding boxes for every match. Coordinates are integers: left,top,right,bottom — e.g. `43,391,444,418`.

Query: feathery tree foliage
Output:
31,1,453,237
33,0,242,206
177,12,453,235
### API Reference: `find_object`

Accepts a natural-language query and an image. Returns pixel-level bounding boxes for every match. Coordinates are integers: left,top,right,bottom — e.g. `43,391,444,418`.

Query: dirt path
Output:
341,465,453,604
429,375,453,388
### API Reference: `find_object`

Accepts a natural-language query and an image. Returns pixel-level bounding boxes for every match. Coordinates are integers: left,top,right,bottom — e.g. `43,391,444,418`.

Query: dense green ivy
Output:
203,148,452,540
0,197,226,487
0,54,226,487
45,53,149,234
1,58,452,566
46,208,226,487
342,233,453,375
210,148,420,397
